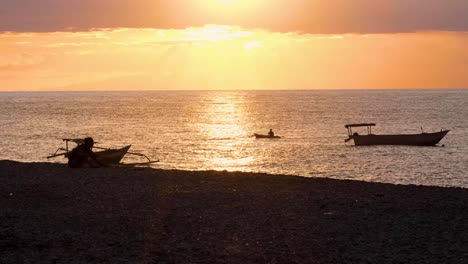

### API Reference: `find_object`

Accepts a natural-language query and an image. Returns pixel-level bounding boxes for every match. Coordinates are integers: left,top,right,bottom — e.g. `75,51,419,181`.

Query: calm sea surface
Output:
1,90,467,188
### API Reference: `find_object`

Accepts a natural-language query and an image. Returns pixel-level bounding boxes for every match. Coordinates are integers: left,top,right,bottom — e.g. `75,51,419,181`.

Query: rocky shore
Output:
1,160,467,263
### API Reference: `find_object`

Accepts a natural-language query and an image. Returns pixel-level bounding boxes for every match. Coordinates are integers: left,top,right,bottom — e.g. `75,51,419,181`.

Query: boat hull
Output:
352,130,449,146
254,133,281,139
95,145,131,165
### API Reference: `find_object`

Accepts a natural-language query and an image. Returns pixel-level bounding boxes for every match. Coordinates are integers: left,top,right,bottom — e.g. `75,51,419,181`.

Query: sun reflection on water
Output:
208,156,256,172
196,92,255,170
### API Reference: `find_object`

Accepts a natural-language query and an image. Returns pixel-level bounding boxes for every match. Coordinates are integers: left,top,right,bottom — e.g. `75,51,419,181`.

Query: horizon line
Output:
1,88,468,93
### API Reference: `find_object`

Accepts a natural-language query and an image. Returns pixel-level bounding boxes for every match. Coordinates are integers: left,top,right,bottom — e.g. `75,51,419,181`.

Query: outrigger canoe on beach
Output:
47,138,158,166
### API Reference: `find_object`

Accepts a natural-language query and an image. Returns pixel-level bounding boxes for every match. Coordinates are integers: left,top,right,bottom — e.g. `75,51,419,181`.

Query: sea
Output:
1,89,467,188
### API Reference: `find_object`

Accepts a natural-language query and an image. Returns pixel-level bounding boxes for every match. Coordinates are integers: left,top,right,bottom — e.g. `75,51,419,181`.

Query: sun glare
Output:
216,0,239,3
183,25,251,42
244,41,261,52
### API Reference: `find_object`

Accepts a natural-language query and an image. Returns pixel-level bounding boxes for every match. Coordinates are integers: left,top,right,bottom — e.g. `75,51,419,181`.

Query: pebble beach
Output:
1,160,467,263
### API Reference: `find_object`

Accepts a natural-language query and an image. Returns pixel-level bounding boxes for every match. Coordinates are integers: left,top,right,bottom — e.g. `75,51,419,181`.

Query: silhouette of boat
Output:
345,123,449,146
253,133,281,139
93,145,131,165
47,138,158,166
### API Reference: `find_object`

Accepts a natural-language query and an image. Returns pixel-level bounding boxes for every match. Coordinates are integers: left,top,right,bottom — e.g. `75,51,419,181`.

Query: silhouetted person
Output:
268,129,274,137
68,137,103,168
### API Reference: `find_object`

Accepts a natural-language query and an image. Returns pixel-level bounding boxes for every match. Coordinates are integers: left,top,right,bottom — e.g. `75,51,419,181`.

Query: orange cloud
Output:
1,0,467,34
0,27,467,91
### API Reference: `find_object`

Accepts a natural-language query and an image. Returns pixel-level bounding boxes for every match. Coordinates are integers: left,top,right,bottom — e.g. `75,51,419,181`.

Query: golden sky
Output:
0,0,467,90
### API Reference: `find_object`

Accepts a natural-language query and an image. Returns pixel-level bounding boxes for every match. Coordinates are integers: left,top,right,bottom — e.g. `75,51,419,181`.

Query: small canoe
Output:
254,133,281,139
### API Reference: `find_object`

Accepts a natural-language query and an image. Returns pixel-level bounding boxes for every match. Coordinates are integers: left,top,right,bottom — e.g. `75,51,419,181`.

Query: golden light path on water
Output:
198,93,257,171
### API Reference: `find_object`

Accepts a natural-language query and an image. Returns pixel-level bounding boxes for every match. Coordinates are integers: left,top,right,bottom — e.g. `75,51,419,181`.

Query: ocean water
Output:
1,90,467,188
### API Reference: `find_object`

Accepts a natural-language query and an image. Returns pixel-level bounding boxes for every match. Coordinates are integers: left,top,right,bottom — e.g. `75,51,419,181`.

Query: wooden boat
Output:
253,133,281,139
345,123,449,146
93,145,131,165
47,138,158,166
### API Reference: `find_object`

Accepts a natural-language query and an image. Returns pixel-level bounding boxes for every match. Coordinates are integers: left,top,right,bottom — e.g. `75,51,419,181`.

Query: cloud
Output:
1,27,467,91
0,0,467,34
0,52,45,71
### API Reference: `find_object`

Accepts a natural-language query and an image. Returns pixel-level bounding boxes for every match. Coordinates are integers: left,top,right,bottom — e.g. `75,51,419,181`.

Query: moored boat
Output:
345,123,449,146
47,138,157,166
93,145,131,165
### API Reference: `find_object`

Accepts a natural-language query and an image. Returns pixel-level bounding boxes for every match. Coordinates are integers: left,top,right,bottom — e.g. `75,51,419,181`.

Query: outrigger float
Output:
345,123,449,146
47,138,158,166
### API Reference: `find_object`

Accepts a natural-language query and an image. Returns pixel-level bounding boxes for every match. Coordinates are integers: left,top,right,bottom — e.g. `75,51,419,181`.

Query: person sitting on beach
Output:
268,129,274,137
68,137,103,168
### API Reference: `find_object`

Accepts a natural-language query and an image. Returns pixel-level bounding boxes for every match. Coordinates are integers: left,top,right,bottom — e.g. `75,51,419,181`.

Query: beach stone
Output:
0,160,467,264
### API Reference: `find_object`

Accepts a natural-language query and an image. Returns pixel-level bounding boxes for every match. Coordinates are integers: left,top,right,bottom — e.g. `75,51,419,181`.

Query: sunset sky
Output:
1,0,467,91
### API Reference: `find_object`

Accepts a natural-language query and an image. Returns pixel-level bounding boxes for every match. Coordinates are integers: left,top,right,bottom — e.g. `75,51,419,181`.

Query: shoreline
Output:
1,160,467,263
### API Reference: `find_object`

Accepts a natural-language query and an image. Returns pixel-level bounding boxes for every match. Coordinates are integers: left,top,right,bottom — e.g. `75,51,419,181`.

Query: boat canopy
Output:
345,123,376,128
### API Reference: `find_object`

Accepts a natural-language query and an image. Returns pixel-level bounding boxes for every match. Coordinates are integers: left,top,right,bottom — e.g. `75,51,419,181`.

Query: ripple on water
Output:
0,90,467,188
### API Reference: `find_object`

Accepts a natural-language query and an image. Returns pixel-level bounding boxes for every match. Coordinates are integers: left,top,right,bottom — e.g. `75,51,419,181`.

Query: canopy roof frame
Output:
345,123,376,128
345,123,376,136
